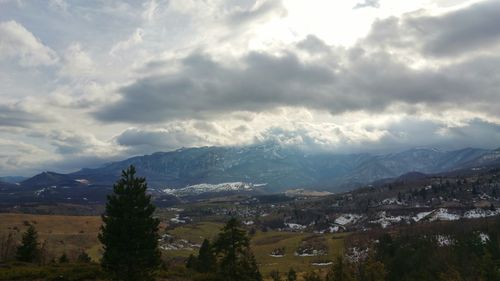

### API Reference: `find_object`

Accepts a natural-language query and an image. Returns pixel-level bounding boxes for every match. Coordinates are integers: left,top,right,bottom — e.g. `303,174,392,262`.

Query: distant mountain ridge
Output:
15,144,500,193
0,176,27,184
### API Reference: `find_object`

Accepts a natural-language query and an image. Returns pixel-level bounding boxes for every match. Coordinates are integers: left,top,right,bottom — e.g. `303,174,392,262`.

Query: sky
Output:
1,0,500,176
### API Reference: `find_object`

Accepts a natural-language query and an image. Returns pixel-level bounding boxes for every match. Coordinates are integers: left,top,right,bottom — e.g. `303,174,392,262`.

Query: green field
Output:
163,222,346,276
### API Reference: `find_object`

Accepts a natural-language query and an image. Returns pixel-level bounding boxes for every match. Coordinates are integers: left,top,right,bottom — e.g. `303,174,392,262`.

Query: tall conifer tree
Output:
197,238,216,273
99,165,161,281
214,218,262,281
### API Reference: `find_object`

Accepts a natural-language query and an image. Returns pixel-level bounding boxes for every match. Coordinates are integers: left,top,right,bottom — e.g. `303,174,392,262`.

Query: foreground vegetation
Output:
1,214,499,280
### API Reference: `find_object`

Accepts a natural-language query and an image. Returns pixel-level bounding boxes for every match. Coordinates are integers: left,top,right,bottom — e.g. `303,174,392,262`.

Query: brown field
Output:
0,213,346,278
0,213,102,261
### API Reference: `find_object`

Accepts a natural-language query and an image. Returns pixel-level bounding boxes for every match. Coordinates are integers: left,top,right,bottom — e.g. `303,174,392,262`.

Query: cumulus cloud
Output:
59,43,95,78
94,51,334,122
0,20,58,66
95,43,500,124
109,111,500,158
0,139,50,175
365,0,500,57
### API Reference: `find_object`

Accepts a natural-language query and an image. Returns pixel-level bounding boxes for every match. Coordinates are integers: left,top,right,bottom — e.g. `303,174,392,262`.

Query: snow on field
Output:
346,247,369,263
335,214,363,225
370,211,408,228
479,232,490,244
413,209,460,222
269,254,285,258
381,198,404,205
294,249,327,257
430,208,460,221
74,179,89,184
464,208,500,219
436,235,454,247
329,225,341,233
170,214,189,224
429,209,461,221
413,211,433,222
285,223,307,230
312,262,333,266
314,225,343,234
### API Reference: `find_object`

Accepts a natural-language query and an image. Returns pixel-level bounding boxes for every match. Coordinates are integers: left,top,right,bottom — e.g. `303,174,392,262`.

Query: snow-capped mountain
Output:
3,144,500,203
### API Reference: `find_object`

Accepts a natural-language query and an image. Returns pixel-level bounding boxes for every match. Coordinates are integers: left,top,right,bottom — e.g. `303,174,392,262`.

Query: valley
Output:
1,157,499,279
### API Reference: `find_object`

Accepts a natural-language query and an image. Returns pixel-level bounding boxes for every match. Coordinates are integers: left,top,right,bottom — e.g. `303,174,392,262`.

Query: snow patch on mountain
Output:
335,214,363,225
162,182,261,196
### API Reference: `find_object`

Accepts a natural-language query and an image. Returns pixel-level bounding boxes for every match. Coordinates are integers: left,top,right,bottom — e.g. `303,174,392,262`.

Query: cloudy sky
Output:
1,0,500,176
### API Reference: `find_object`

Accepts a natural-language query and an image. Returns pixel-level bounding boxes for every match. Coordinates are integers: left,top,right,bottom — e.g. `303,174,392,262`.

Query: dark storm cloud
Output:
418,0,500,56
0,104,50,128
94,0,500,124
366,0,500,56
339,52,500,115
95,48,500,123
95,51,334,122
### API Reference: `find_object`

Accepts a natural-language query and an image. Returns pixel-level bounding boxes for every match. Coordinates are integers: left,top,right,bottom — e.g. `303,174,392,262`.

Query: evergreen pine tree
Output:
214,218,262,281
287,268,297,281
98,165,161,281
238,249,262,281
196,238,216,273
16,225,39,263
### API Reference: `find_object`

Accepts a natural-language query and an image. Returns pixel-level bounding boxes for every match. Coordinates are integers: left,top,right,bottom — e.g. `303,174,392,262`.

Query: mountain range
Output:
1,143,500,204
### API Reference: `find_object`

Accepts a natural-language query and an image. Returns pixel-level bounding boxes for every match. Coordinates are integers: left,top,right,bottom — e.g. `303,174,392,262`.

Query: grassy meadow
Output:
163,221,346,276
0,213,346,278
0,213,102,261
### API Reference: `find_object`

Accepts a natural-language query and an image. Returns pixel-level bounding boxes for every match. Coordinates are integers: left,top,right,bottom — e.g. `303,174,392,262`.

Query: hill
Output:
1,144,499,205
